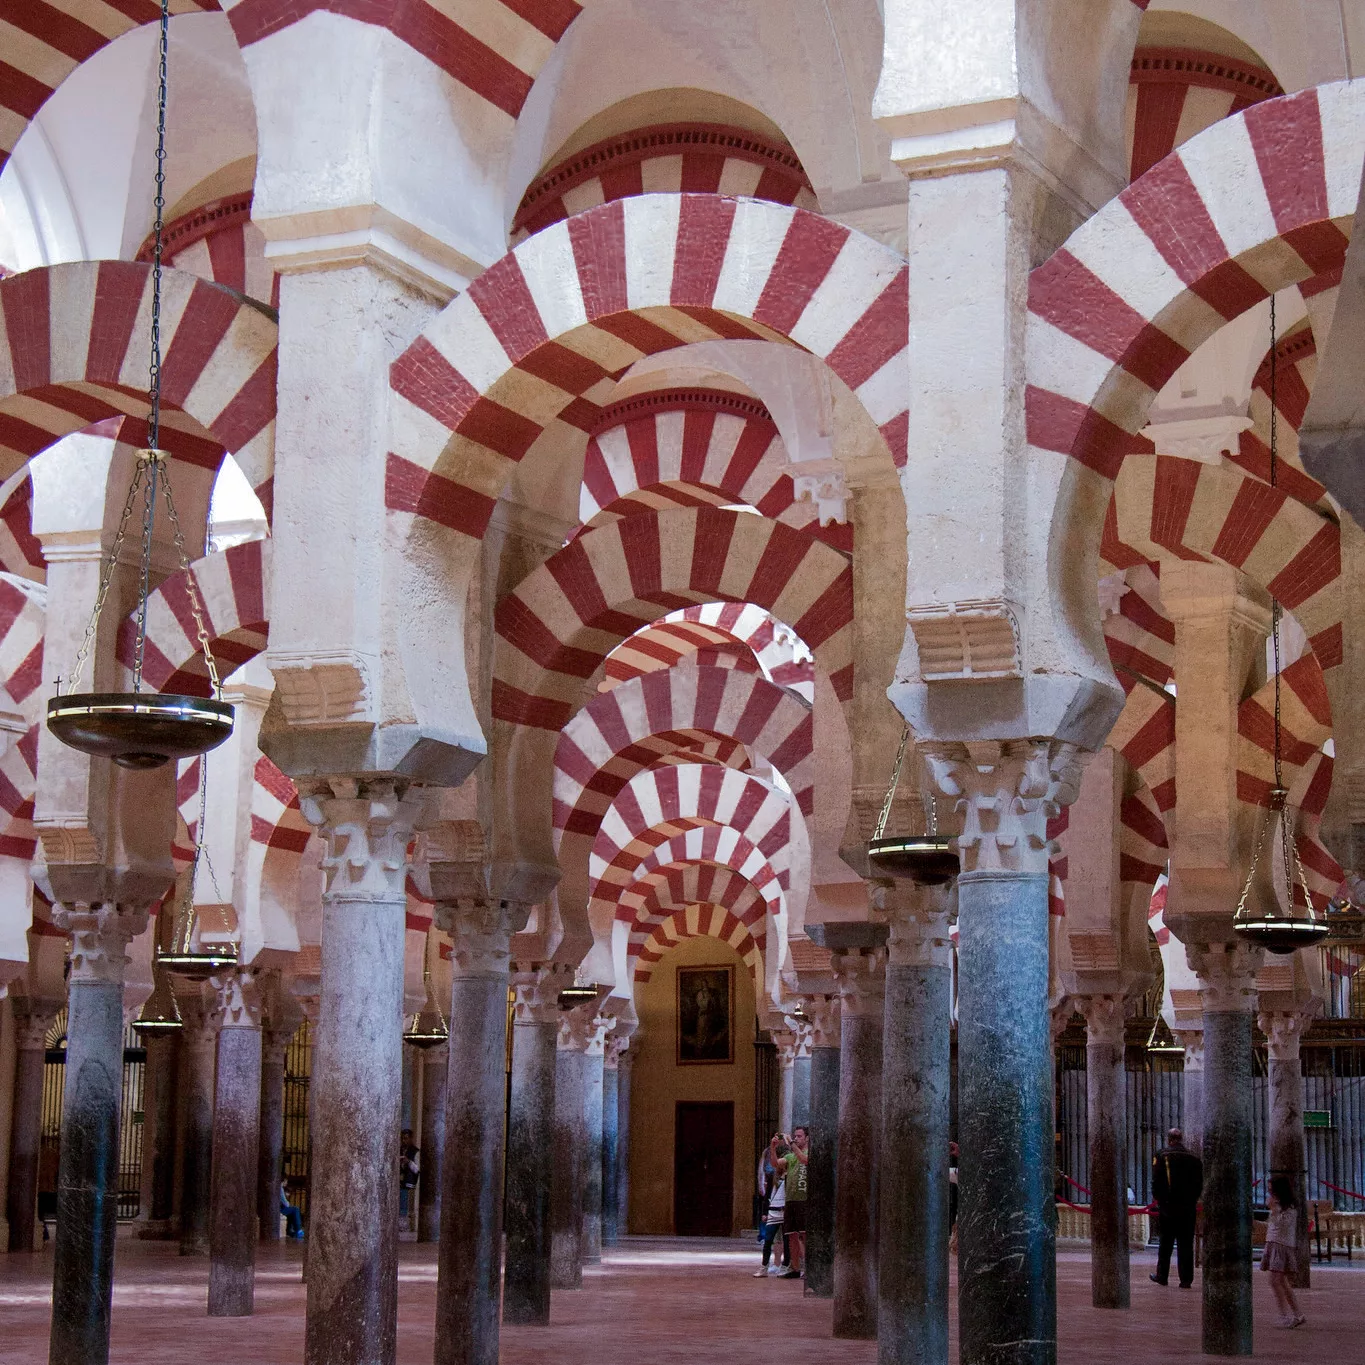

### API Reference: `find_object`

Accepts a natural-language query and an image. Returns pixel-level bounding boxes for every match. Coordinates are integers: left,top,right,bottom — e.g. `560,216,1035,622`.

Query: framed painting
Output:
676,964,734,1065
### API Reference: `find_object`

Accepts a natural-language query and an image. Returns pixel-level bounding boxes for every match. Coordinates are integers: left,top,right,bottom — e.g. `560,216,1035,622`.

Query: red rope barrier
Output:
1318,1178,1365,1204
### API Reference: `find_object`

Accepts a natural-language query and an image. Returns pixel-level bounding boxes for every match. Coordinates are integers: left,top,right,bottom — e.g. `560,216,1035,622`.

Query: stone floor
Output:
1,1236,1361,1362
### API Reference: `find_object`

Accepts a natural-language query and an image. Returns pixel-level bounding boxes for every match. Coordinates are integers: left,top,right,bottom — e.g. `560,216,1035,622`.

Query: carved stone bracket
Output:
1076,993,1127,1048
871,882,953,969
831,948,887,1019
52,902,150,986
298,778,429,903
510,962,573,1024
435,897,527,978
1176,1030,1204,1073
559,1004,615,1056
802,994,841,1048
923,738,1086,875
771,1027,798,1068
1186,940,1261,1014
209,967,263,1031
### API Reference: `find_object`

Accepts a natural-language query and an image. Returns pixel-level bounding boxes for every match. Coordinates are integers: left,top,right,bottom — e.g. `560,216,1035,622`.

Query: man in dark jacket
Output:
1150,1128,1203,1288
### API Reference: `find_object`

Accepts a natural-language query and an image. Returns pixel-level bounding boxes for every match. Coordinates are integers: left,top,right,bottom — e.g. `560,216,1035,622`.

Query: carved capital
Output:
605,1034,633,1070
831,948,886,1018
12,1000,60,1051
1186,940,1260,1014
298,778,428,903
923,738,1085,875
1077,994,1127,1049
802,994,841,1048
1176,1030,1204,1072
435,898,525,977
559,1004,615,1055
52,902,148,986
1050,1001,1074,1043
262,1029,293,1069
1258,1010,1309,1063
872,881,953,968
771,1026,798,1067
510,962,572,1023
209,967,263,1031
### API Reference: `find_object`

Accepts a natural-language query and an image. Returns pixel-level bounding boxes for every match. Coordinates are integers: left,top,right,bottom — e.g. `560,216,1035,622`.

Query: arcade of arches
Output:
4,3,1365,1364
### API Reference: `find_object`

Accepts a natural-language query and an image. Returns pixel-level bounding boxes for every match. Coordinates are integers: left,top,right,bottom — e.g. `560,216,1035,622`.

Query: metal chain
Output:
157,458,223,695
873,723,910,840
1269,292,1284,794
147,0,169,452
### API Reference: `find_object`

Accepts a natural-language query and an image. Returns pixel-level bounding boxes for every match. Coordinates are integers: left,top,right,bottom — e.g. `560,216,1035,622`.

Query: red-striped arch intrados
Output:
610,844,783,921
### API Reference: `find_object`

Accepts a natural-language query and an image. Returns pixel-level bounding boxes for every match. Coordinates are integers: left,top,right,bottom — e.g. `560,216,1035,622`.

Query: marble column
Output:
138,1031,180,1240
1259,1010,1313,1291
504,968,561,1324
832,947,886,1339
579,1012,612,1265
1189,943,1258,1357
927,739,1084,1365
1078,995,1129,1309
775,1029,797,1134
6,1000,57,1252
615,1048,633,1239
256,1029,290,1243
551,1034,587,1288
1176,1030,1204,1154
417,1042,447,1244
208,968,263,1317
602,1051,620,1246
179,1001,216,1256
434,898,520,1365
877,885,953,1365
791,1042,813,1130
298,779,424,1365
804,997,841,1300
47,903,149,1365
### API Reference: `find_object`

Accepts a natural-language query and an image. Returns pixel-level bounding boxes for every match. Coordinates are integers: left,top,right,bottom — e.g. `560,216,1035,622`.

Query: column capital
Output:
831,949,887,1018
298,778,430,902
262,1029,293,1069
1257,1010,1311,1063
52,902,149,986
1076,994,1127,1049
1050,1001,1074,1043
802,994,841,1048
771,1026,798,1068
605,1035,633,1071
922,738,1086,874
510,962,572,1023
209,967,263,1030
182,998,218,1060
11,997,61,1050
780,1015,814,1058
559,1004,615,1056
1187,940,1261,1014
435,898,528,977
1175,1029,1204,1073
872,882,954,968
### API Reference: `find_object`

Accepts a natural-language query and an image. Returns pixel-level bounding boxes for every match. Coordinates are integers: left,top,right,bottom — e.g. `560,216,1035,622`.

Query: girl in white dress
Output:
1261,1175,1305,1328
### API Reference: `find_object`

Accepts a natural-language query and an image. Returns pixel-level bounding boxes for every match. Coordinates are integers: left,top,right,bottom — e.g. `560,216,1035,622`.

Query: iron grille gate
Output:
281,1019,313,1220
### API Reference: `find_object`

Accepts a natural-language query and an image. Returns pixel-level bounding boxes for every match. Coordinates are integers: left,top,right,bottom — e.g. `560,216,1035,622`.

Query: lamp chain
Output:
873,724,910,841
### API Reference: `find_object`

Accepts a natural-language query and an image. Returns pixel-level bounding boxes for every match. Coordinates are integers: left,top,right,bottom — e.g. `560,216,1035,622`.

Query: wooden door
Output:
674,1101,734,1236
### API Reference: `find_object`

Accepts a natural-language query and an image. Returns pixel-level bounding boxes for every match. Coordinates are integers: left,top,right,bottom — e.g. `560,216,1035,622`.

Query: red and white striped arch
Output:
1101,563,1173,688
0,262,277,494
1293,749,1344,909
1236,654,1333,808
513,122,818,240
632,905,765,995
1029,84,1363,614
602,602,816,700
1106,681,1175,821
0,479,45,583
1119,782,1169,895
136,194,277,310
117,538,269,694
1127,47,1282,182
494,507,851,736
387,194,909,547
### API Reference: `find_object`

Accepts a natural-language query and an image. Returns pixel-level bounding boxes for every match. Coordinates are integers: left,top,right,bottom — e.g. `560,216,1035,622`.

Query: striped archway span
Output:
1101,562,1172,689
0,262,277,497
136,194,277,310
632,905,765,995
116,539,269,694
0,479,45,583
513,122,819,240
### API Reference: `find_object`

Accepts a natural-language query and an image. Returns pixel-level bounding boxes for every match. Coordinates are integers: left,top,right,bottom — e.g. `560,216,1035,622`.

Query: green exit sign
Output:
1304,1110,1333,1129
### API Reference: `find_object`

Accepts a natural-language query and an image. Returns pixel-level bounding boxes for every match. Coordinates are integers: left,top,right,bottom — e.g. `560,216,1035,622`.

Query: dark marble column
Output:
551,1038,586,1288
615,1050,633,1238
208,970,263,1317
417,1042,447,1243
504,969,560,1324
1260,1010,1312,1290
47,904,148,1365
602,1054,620,1246
299,780,423,1365
831,944,885,1339
256,1029,289,1243
877,886,952,1365
802,998,840,1299
138,1031,180,1240
434,899,519,1365
1189,944,1257,1358
179,1002,216,1257
1078,995,1129,1309
580,1018,610,1265
791,1048,813,1130
7,1000,57,1252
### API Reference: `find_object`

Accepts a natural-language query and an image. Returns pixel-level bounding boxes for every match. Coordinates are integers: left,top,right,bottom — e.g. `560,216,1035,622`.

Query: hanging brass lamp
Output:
867,724,958,884
1145,1015,1183,1056
558,982,602,1009
130,961,183,1037
1232,296,1329,958
404,930,449,1050
45,1,233,770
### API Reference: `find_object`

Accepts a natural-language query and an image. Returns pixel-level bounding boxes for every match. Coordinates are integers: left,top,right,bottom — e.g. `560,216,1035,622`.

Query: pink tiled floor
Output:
1,1237,1360,1362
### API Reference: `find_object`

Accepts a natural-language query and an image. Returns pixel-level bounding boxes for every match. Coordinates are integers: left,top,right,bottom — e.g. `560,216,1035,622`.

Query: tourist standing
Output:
1150,1127,1202,1289
775,1127,808,1279
754,1140,788,1277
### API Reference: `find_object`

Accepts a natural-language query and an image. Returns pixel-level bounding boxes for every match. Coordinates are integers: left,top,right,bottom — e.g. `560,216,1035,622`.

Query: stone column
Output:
298,780,424,1365
47,904,149,1365
6,1000,57,1252
433,898,521,1365
1176,1030,1204,1154
551,1029,586,1287
579,1011,612,1265
417,1042,447,1243
208,968,264,1317
602,1048,620,1246
832,946,886,1339
1188,943,1258,1357
615,1046,633,1239
179,1000,216,1256
257,1029,290,1243
504,967,561,1324
1259,1010,1313,1290
926,740,1085,1365
877,885,953,1365
139,1030,180,1240
791,1030,813,1130
1077,995,1129,1309
804,996,840,1300
775,1029,797,1134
